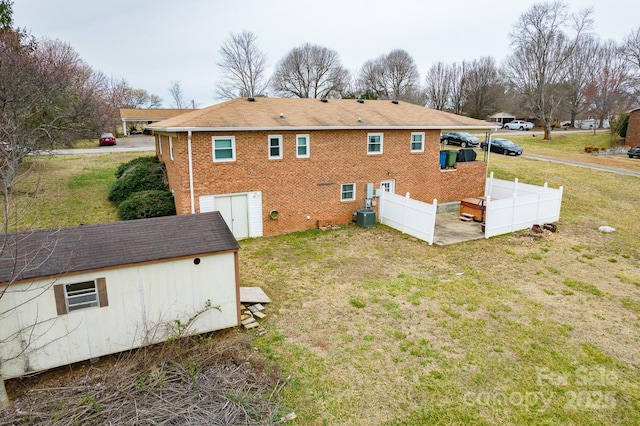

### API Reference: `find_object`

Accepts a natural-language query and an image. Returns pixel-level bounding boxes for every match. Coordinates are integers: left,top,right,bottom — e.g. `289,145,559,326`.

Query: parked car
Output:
0,141,31,156
440,131,479,148
503,120,533,131
628,145,640,158
481,138,523,156
99,133,116,146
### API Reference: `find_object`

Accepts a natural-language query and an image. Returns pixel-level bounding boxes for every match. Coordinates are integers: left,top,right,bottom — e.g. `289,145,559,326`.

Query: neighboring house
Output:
627,108,640,146
147,97,495,238
0,212,240,379
488,112,516,127
119,108,198,135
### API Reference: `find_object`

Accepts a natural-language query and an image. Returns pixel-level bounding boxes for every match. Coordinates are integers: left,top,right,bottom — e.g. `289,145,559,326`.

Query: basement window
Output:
341,183,355,201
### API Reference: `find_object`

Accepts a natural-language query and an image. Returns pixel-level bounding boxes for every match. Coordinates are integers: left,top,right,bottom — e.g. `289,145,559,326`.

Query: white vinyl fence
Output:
378,191,438,245
483,173,563,238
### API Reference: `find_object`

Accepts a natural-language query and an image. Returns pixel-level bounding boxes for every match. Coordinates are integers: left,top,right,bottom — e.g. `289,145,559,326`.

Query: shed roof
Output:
147,98,495,132
0,212,239,284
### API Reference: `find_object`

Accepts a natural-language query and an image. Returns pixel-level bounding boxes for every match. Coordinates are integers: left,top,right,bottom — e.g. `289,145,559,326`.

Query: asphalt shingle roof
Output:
0,212,239,284
147,98,495,131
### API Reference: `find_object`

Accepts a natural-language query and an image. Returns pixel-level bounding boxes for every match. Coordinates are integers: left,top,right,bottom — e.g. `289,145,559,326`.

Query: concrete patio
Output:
433,210,485,247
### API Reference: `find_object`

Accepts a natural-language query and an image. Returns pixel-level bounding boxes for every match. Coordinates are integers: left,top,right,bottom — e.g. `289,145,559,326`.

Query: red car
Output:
99,133,116,146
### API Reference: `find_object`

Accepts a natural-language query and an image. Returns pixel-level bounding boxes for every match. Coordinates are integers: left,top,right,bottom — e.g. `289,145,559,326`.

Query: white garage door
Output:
199,192,263,239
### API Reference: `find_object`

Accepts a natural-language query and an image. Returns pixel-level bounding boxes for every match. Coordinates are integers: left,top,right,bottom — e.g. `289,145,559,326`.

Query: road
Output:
47,135,156,155
521,153,640,178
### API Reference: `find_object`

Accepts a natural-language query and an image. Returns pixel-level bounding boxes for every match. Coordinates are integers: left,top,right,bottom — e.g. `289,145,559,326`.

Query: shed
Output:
0,212,240,379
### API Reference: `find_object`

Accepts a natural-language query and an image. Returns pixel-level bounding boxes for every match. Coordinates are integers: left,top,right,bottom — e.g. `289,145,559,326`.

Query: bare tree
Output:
424,62,451,110
584,40,633,129
564,34,600,126
169,81,186,109
216,31,268,99
463,56,503,119
622,27,640,99
504,1,592,140
0,20,114,404
358,49,421,103
271,43,350,99
449,61,469,115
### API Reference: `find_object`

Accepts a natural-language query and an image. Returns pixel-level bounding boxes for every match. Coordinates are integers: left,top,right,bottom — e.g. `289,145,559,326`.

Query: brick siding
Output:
157,129,487,236
627,109,640,147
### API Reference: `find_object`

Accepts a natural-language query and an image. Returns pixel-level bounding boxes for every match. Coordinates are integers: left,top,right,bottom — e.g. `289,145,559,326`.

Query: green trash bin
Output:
446,150,457,168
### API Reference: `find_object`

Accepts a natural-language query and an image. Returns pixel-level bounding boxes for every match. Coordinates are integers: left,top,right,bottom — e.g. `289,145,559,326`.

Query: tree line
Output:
215,2,640,141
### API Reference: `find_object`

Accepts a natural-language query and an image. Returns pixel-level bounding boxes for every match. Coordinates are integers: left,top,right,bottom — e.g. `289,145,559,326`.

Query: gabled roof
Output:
0,212,239,284
119,108,198,122
147,98,494,132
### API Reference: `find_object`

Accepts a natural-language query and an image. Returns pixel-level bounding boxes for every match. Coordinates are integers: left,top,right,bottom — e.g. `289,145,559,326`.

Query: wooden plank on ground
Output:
240,287,272,304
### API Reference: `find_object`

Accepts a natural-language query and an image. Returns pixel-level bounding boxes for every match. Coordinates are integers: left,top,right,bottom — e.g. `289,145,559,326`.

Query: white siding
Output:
0,253,238,379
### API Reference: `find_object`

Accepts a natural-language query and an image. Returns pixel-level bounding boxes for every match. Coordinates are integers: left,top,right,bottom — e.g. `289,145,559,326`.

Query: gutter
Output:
148,125,499,133
187,130,195,214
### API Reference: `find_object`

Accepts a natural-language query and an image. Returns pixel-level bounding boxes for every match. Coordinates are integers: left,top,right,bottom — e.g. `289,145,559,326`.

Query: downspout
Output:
188,130,195,214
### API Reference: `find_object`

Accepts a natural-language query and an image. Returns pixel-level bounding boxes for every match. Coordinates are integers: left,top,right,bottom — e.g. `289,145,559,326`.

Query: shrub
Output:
610,113,629,138
108,158,168,203
117,190,176,220
114,156,159,179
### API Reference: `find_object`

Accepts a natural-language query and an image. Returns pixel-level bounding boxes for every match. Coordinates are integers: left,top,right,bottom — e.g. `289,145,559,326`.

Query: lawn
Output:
4,142,640,424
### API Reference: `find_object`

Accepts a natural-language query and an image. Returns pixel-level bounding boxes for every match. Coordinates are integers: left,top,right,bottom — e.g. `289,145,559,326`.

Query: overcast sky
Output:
13,0,640,108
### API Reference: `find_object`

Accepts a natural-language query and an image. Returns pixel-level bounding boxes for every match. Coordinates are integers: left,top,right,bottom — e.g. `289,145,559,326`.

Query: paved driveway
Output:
45,135,156,155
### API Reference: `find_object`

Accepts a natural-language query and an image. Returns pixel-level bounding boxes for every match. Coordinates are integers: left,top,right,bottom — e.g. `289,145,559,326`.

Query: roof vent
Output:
247,97,255,102
392,100,399,104
280,113,285,119
321,98,328,103
358,117,363,123
357,99,364,104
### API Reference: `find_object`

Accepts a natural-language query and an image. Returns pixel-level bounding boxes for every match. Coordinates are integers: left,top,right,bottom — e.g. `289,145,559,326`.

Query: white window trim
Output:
169,136,174,160
268,135,283,160
65,280,98,312
410,132,425,153
367,133,384,155
296,134,310,158
341,183,356,201
212,136,236,162
158,135,163,155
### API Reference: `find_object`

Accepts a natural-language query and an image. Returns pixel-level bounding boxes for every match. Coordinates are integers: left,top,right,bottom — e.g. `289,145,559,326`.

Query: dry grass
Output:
2,330,284,425
3,144,640,424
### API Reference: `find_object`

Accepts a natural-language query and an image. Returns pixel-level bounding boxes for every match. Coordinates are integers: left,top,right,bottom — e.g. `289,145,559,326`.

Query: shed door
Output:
216,195,249,239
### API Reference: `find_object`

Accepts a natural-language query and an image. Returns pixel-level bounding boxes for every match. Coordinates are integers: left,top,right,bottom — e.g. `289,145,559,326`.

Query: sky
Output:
13,0,640,108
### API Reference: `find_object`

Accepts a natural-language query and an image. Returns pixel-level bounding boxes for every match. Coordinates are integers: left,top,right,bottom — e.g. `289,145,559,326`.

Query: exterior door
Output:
380,179,395,194
215,195,249,239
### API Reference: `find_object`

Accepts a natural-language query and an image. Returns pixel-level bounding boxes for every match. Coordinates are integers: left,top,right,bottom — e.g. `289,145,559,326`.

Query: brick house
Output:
148,98,495,238
627,108,640,147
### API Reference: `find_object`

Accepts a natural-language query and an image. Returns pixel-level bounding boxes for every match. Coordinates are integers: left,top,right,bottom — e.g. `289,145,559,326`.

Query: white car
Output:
503,120,533,131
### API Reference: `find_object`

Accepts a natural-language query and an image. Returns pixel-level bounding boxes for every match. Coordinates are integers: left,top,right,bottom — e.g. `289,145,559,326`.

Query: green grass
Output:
507,131,623,155
6,134,640,425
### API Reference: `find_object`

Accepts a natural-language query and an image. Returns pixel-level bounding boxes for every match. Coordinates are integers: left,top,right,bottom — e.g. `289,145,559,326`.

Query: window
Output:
411,132,424,152
341,183,355,201
54,278,108,315
367,133,383,154
158,135,163,155
212,136,236,162
296,134,310,158
169,136,174,160
268,135,283,159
